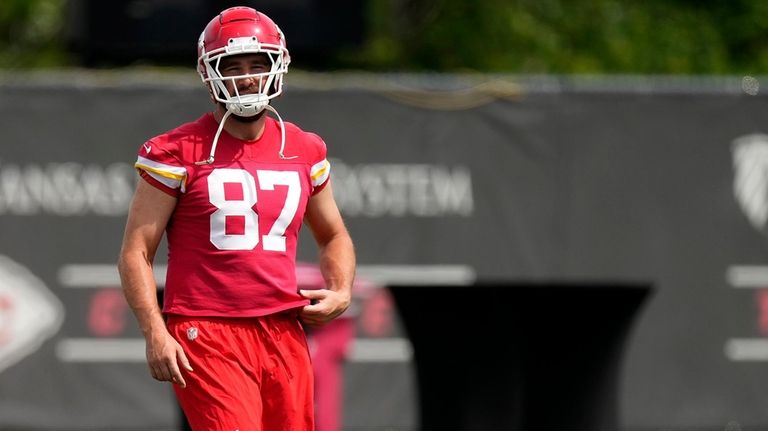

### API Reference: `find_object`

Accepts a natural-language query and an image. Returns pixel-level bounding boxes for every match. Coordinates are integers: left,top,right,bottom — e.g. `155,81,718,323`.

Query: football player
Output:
117,6,356,430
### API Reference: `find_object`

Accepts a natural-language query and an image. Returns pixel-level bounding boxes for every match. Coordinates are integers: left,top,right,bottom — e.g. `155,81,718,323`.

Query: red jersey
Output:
134,113,331,317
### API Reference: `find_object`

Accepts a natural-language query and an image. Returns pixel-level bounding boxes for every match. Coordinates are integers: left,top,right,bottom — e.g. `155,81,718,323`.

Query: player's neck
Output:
214,108,267,142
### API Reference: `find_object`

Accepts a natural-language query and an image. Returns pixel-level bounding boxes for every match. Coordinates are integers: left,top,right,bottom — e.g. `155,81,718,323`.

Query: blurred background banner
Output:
1,74,768,430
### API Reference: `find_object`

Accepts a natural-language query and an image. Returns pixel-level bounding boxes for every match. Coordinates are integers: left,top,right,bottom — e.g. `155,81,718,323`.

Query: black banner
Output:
1,74,767,429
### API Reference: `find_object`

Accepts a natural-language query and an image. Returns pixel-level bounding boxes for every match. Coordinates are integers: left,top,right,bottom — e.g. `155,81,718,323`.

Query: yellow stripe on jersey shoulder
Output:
135,156,187,181
310,159,330,185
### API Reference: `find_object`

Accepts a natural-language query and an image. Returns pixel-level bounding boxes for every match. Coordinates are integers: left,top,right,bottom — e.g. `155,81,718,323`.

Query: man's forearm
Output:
318,233,356,296
118,252,166,338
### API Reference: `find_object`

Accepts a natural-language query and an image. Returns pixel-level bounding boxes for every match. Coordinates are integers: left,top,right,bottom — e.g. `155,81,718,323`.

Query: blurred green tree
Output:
0,0,66,68
354,0,768,74
3,0,768,74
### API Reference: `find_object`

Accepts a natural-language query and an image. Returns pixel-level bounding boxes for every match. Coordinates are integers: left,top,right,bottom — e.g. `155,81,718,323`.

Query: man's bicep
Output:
304,182,347,245
122,177,177,255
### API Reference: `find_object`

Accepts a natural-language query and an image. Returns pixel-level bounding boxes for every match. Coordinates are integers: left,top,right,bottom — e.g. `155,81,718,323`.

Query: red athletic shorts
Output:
167,313,314,431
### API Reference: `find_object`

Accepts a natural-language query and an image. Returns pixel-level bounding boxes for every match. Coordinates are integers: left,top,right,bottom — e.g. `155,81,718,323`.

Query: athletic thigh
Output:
167,314,314,431
168,316,263,431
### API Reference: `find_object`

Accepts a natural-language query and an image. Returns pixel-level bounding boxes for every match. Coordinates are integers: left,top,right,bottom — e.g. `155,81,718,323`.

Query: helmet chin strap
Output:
195,103,296,165
195,109,232,165
264,104,298,160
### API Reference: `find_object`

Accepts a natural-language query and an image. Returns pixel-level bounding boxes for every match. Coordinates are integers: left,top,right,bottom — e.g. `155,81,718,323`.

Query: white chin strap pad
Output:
227,93,269,117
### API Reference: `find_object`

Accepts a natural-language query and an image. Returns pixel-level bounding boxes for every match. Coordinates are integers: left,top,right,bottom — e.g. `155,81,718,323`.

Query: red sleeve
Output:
139,170,179,197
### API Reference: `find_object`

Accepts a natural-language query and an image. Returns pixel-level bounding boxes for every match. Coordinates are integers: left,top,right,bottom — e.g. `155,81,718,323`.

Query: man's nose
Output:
238,75,261,90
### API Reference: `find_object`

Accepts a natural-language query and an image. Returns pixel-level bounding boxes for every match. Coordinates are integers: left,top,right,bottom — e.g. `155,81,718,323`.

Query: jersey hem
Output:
162,299,311,318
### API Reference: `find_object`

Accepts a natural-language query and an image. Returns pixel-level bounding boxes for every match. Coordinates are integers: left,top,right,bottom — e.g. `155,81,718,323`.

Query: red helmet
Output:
197,7,290,117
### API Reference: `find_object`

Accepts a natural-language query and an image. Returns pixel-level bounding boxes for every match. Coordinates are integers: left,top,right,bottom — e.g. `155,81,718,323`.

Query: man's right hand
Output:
146,330,193,387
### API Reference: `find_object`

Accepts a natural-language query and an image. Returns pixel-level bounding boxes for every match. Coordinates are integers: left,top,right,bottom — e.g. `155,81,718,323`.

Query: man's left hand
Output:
299,289,351,326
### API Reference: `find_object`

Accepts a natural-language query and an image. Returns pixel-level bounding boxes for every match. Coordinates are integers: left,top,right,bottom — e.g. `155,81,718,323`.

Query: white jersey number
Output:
207,168,301,251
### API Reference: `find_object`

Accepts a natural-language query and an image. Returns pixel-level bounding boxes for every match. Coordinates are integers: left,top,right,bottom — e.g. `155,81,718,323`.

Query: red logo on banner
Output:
0,255,63,373
0,294,14,347
88,289,128,337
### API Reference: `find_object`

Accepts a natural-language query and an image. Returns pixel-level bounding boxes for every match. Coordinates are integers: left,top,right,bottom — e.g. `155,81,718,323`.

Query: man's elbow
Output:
332,230,354,250
117,250,133,281
117,248,151,278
